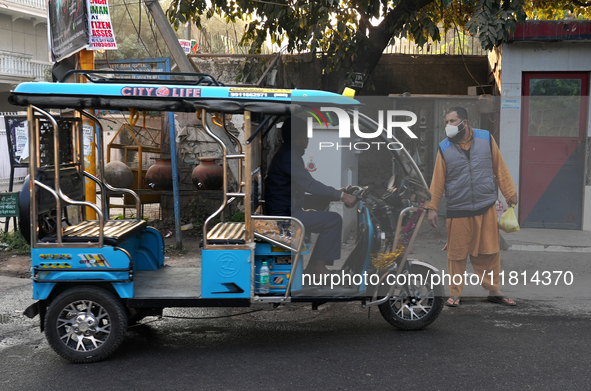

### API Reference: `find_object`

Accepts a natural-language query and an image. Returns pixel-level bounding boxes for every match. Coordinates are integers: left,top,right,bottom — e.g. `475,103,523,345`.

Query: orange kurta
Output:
428,130,517,260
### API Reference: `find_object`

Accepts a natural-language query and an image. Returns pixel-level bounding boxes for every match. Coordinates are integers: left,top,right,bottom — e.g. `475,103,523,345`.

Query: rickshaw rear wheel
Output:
44,286,127,363
378,265,444,331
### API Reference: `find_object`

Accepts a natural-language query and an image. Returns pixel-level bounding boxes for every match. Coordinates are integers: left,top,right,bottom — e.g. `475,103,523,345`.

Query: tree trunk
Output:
321,40,393,95
321,0,436,95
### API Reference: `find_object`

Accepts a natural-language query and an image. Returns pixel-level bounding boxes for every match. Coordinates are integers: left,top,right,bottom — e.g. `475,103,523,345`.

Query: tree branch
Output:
349,0,372,35
572,0,591,7
372,0,436,47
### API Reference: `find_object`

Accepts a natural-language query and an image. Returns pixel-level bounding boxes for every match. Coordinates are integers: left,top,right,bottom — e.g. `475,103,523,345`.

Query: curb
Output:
506,244,591,253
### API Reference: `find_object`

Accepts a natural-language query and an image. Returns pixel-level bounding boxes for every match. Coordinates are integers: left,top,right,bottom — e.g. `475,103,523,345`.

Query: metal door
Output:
519,72,588,229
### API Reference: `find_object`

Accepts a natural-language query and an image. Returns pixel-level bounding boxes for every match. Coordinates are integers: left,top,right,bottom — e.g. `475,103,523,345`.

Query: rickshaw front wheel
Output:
378,265,444,331
44,286,128,363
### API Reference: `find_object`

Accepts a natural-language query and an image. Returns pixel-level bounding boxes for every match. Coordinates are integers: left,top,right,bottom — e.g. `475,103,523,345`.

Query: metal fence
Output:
385,28,487,56
0,51,51,81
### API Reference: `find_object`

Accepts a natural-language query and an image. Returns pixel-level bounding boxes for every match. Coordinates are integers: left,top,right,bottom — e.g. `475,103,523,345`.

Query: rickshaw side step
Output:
134,267,201,298
41,220,148,246
126,298,251,308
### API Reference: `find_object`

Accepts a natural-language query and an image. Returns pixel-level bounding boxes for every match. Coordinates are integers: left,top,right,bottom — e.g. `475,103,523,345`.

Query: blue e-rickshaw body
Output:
12,71,442,363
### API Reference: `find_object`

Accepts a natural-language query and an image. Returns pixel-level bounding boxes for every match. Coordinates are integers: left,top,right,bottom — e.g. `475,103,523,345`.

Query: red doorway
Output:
519,72,588,229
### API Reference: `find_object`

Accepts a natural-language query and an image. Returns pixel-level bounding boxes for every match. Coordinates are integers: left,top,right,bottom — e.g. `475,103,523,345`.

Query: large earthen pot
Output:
104,161,133,188
146,158,173,190
192,156,223,190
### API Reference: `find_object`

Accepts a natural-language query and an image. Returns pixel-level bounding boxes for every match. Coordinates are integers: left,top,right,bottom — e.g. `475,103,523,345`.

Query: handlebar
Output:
342,174,410,202
341,185,368,198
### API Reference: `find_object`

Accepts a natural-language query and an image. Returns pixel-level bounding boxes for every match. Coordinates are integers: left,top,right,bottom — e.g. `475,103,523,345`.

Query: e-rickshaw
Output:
10,71,444,362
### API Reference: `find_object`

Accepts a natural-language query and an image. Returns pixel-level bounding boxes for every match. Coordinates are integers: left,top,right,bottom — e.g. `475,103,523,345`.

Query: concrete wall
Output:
0,14,48,62
492,41,591,229
191,53,491,96
366,54,491,96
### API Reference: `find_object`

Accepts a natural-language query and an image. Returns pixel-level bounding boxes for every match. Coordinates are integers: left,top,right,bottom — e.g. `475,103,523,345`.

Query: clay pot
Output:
146,158,173,190
192,156,223,190
104,161,133,188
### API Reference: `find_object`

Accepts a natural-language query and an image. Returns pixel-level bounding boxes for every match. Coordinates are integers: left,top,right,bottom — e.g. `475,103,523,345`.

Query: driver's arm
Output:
290,154,343,201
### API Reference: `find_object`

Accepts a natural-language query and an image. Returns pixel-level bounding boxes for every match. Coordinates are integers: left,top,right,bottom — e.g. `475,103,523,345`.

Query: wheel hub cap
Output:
73,313,96,335
57,299,111,352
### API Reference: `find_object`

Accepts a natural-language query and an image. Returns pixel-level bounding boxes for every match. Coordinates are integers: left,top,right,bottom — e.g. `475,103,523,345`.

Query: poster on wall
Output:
3,116,29,164
179,39,199,54
87,0,118,50
48,0,117,62
179,39,192,54
48,0,89,62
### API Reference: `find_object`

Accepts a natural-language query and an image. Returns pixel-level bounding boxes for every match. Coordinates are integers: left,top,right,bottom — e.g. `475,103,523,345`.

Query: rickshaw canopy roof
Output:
10,79,360,114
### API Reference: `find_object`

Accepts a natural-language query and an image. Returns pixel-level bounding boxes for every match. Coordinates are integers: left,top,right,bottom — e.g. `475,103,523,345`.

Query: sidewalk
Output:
501,228,591,252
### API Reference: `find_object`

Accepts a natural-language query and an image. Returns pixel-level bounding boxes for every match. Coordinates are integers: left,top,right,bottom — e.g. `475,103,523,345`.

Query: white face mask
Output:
445,124,460,138
445,120,465,139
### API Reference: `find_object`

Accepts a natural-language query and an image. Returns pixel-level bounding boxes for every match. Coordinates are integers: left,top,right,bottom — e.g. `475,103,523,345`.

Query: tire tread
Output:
44,285,127,363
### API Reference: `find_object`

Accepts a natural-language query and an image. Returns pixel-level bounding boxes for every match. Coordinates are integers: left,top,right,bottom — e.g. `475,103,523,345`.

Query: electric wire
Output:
122,0,153,58
454,24,485,94
146,6,165,57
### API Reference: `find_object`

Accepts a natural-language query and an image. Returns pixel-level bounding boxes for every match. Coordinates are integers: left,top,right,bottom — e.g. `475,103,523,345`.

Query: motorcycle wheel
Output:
44,286,127,363
378,264,444,331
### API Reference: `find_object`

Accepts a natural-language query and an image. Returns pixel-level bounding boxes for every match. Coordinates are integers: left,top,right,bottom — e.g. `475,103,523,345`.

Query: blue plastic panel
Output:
201,249,252,299
31,247,133,300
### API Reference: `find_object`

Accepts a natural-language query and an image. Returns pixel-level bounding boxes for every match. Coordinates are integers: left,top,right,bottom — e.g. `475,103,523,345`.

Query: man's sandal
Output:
487,295,516,306
446,297,460,307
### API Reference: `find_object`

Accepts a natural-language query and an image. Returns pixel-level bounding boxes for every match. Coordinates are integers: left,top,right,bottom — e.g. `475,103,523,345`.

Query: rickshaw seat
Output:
41,220,148,246
205,220,305,250
206,222,246,245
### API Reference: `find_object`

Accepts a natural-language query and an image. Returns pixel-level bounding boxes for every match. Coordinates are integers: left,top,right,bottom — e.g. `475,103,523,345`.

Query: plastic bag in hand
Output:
498,206,520,233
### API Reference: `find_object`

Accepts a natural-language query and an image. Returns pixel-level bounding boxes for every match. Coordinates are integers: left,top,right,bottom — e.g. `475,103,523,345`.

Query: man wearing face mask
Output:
427,107,518,307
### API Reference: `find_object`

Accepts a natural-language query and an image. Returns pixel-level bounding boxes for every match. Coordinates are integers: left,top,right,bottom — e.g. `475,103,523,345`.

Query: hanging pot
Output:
192,156,223,190
146,158,173,190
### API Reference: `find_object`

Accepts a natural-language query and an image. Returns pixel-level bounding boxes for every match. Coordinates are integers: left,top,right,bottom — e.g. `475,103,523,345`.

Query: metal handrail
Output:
29,106,105,247
251,215,306,299
201,110,229,247
365,206,427,307
80,110,141,219
83,172,141,220
57,188,105,247
79,110,107,213
218,113,244,192
31,180,62,243
59,70,224,86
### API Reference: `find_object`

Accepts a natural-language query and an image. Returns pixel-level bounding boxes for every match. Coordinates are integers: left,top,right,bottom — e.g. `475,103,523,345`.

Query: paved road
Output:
1,269,590,391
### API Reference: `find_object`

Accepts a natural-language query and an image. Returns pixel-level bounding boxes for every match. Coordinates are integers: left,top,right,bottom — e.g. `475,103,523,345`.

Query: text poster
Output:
87,0,117,50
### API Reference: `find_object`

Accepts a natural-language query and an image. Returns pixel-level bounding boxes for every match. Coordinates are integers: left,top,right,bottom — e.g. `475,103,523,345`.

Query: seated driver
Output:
264,116,357,276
